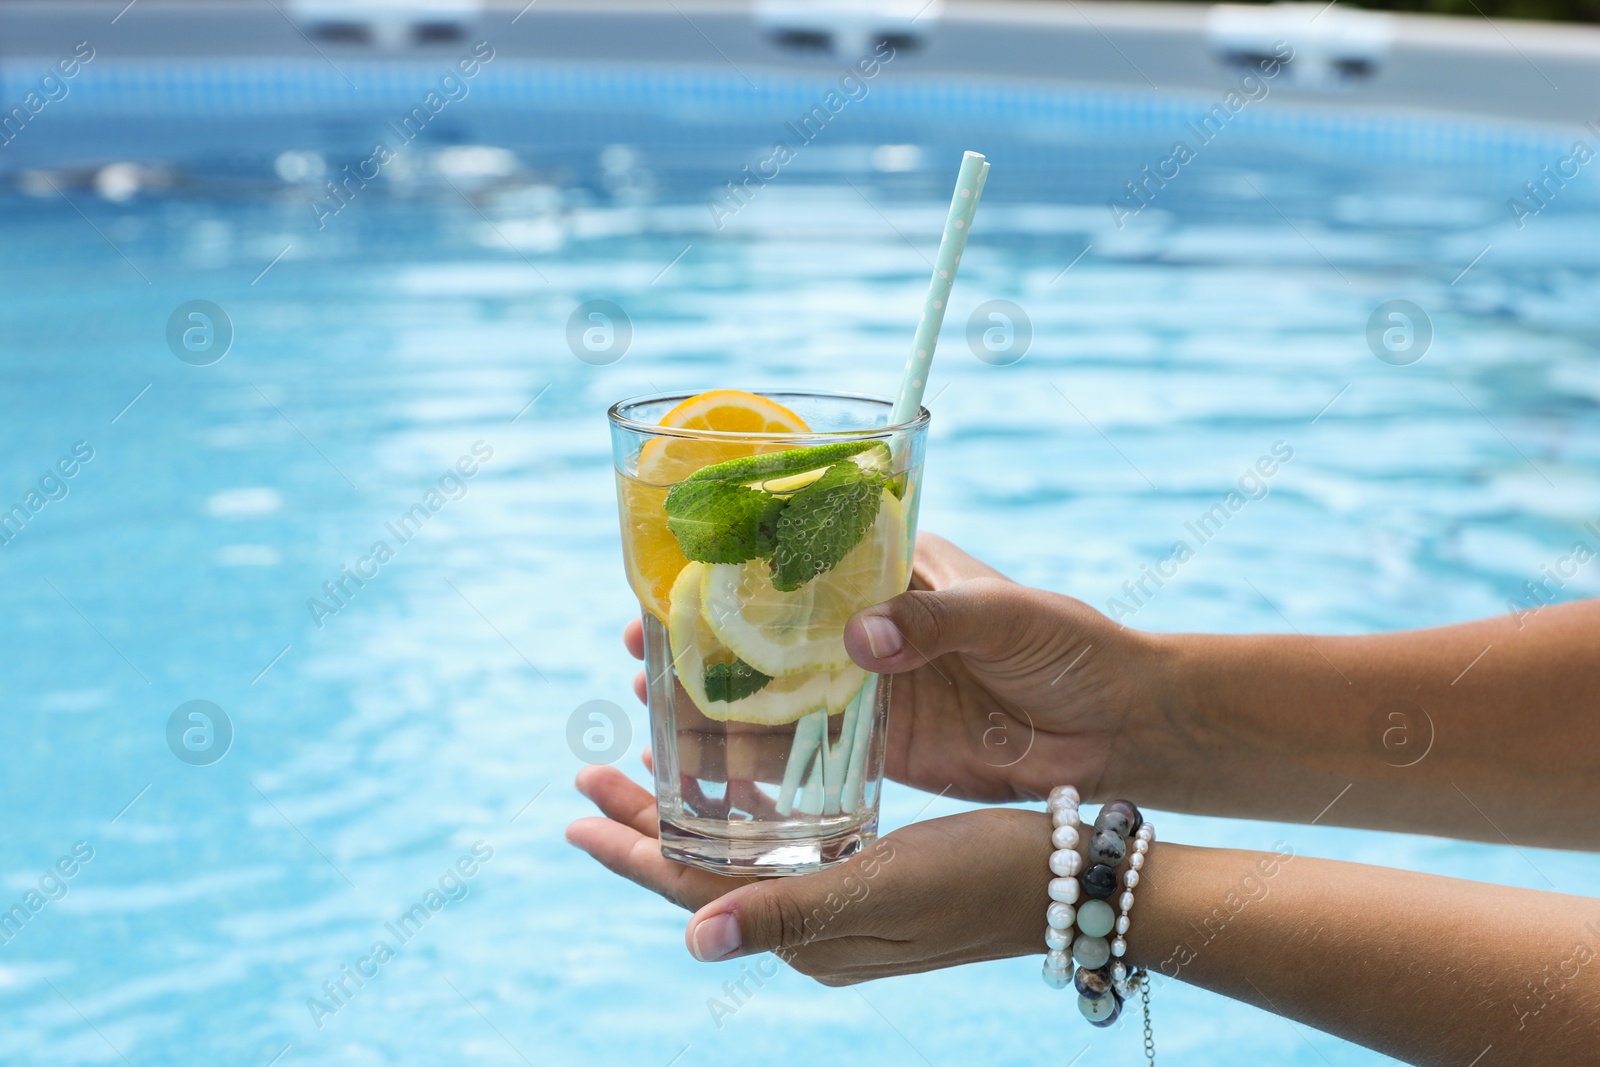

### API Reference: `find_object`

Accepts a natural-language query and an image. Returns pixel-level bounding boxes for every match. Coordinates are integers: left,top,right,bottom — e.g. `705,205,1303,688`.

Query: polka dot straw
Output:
890,150,990,425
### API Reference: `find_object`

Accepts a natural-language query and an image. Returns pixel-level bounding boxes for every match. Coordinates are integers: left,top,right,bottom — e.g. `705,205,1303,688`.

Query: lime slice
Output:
757,442,892,495
700,489,906,676
668,562,867,724
685,440,892,491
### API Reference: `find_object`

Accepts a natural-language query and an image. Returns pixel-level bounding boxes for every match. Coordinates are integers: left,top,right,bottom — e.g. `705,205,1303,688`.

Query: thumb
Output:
685,872,855,963
843,576,1035,674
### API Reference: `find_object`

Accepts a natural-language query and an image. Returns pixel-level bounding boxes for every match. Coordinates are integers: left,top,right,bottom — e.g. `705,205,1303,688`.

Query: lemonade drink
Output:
609,390,927,874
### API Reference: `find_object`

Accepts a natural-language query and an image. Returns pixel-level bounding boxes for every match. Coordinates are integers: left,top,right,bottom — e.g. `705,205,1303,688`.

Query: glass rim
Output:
607,389,931,442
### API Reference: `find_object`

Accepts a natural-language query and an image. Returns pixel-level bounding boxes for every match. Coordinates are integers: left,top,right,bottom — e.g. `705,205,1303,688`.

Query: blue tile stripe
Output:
0,59,1571,164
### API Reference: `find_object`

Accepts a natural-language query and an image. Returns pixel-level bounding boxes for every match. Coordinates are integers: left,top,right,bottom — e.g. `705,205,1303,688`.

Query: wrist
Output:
1095,627,1210,806
1142,629,1210,753
998,808,1056,958
1119,629,1354,820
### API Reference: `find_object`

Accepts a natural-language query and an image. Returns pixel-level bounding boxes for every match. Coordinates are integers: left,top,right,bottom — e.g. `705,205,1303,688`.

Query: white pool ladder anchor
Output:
285,0,485,51
755,0,940,59
1206,2,1395,89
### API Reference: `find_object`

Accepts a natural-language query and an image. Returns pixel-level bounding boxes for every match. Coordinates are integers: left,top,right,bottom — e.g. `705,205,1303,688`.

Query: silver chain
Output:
1136,968,1156,1066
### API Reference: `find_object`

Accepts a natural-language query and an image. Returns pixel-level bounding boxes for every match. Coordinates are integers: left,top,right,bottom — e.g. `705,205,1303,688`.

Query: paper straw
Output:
779,153,991,832
776,710,824,817
822,689,859,815
890,150,991,426
841,675,878,812
798,748,826,816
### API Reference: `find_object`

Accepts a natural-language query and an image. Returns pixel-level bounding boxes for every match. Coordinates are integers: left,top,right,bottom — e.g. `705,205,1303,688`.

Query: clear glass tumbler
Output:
609,391,928,875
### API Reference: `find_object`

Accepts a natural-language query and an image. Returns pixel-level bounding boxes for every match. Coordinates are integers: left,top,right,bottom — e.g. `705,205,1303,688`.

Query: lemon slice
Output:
668,562,867,725
620,390,809,622
655,390,809,434
700,489,905,677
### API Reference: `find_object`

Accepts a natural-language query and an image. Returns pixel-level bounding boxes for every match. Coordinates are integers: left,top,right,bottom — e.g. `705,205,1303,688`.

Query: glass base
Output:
638,608,891,877
659,815,878,876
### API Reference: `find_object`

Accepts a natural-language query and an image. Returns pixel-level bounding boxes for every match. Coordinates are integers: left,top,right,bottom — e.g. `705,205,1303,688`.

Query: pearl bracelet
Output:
1040,787,1157,1061
1115,821,1155,979
1041,785,1082,988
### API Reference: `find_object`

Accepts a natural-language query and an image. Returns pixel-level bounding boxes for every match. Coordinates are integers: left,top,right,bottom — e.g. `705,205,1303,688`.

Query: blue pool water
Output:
2,55,1599,1067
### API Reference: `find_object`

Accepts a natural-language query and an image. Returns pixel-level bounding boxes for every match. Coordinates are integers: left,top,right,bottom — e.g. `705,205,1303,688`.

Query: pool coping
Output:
0,0,1595,130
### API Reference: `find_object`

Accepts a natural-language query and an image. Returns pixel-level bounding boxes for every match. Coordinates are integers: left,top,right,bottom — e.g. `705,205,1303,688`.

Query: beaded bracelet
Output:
1041,785,1082,986
1040,787,1157,1064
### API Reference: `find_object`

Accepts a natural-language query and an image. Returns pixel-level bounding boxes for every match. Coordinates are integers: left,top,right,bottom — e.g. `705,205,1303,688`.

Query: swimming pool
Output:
3,12,1600,1066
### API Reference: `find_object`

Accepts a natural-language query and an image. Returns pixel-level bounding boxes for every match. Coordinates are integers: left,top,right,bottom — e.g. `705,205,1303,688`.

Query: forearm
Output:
1125,842,1600,1066
1122,599,1600,847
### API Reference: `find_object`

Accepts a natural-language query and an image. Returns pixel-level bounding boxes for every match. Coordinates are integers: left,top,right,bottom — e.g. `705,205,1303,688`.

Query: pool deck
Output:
0,0,1597,129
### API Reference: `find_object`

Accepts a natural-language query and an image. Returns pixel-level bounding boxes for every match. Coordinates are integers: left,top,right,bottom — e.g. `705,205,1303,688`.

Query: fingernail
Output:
861,615,904,660
690,913,742,962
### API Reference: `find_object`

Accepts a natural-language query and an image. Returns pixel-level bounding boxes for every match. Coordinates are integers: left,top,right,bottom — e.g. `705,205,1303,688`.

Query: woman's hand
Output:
570,775,1600,1065
624,534,1168,805
566,765,1048,984
842,533,1171,803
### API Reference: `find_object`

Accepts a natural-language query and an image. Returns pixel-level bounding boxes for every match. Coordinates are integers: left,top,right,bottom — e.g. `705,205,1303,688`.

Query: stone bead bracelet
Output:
1038,787,1155,1045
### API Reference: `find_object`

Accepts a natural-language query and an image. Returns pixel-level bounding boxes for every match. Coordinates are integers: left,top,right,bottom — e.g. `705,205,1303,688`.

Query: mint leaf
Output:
704,659,772,702
685,441,885,486
664,481,785,563
769,462,884,591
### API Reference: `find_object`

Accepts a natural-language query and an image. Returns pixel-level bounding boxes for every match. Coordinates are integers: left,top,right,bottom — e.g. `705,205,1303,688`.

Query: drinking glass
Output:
609,390,928,874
